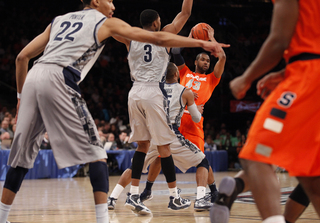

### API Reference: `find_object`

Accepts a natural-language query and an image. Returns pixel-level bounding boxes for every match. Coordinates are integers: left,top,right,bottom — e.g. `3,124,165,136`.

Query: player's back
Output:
164,83,186,127
128,41,170,83
36,9,107,83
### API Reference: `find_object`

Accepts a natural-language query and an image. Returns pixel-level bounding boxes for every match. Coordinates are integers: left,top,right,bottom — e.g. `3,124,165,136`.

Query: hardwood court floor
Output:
0,172,318,223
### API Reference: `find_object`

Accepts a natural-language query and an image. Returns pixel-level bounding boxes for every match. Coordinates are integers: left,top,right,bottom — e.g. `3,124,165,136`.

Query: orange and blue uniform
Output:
239,0,320,176
178,65,221,152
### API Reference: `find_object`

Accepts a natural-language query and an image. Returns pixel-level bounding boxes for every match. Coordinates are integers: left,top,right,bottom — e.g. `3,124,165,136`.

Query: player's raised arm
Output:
162,0,193,34
99,18,229,55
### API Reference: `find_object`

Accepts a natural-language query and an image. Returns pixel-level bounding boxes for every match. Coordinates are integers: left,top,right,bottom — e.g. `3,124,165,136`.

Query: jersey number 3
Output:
186,79,201,91
144,44,152,62
54,21,83,42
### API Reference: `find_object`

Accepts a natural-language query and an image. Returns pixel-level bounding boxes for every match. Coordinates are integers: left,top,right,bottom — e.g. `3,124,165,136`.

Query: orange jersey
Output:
179,65,221,106
271,0,320,61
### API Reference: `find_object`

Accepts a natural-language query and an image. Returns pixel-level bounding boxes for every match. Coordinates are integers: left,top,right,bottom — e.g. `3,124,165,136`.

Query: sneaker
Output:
168,196,191,210
204,191,219,203
108,197,117,210
194,197,213,211
140,188,153,202
125,193,151,215
210,177,237,223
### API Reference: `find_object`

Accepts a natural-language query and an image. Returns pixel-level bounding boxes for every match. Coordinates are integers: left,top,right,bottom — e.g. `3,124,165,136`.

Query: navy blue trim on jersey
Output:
270,108,286,119
160,82,173,129
93,17,107,47
63,67,81,94
179,87,186,108
288,53,320,64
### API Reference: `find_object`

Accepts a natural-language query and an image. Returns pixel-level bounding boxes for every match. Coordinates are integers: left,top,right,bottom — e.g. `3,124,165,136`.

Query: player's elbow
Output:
16,52,29,65
191,115,201,123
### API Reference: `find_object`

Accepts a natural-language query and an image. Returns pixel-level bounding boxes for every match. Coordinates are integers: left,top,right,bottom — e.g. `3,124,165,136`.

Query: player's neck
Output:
166,80,178,84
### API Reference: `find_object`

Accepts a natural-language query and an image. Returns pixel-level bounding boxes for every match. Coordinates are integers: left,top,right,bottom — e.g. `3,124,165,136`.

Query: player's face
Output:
155,16,161,31
195,54,210,73
99,0,115,18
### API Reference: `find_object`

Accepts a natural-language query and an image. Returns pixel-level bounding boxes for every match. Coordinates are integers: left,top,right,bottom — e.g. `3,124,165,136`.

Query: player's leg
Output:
125,141,151,214
140,157,161,202
297,176,320,217
108,168,132,210
157,144,191,210
284,184,310,223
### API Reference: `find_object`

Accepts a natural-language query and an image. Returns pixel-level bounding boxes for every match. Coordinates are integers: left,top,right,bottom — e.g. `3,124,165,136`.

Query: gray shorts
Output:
128,82,176,145
8,64,107,169
142,125,205,173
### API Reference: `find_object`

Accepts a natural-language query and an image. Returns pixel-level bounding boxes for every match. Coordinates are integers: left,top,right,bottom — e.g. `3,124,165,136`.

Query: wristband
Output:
17,92,21,99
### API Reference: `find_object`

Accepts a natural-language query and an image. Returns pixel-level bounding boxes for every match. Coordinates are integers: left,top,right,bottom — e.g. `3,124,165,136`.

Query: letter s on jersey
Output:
277,91,297,108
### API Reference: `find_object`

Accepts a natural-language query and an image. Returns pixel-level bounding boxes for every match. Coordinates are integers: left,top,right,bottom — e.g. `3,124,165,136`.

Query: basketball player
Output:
111,1,227,215
108,62,214,212
211,0,320,222
138,25,226,206
0,0,229,222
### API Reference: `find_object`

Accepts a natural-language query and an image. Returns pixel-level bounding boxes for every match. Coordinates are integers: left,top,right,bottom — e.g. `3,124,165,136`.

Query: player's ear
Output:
92,0,99,7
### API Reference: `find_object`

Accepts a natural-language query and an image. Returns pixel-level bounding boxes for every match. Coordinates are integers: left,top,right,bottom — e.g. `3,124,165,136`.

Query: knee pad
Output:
289,184,310,207
89,162,109,193
4,166,28,193
131,151,146,179
161,155,176,183
196,158,210,171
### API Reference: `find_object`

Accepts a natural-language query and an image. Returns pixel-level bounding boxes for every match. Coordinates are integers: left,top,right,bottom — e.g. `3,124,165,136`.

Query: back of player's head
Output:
166,62,178,81
82,0,91,7
196,52,209,61
140,9,159,28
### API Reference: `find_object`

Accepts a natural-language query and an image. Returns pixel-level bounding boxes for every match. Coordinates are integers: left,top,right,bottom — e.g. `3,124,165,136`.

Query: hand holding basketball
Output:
191,23,210,41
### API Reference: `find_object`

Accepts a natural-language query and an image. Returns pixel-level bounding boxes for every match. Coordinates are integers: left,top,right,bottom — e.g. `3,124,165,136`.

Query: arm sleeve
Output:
187,103,201,123
171,47,185,66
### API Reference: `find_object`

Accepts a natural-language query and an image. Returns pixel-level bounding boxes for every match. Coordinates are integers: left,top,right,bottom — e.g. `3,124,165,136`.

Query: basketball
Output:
191,23,210,41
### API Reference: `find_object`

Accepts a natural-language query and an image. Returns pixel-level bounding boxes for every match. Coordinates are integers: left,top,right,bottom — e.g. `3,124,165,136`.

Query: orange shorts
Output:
239,59,320,176
179,113,205,152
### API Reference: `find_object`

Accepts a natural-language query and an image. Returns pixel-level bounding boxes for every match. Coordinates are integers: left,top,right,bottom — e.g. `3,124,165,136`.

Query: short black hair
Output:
166,62,178,81
196,52,209,61
140,9,159,28
82,0,91,7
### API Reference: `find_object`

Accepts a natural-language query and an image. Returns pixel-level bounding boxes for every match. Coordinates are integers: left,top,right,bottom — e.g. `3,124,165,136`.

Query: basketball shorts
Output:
8,64,107,169
128,82,176,146
239,59,320,176
179,113,205,152
142,125,205,173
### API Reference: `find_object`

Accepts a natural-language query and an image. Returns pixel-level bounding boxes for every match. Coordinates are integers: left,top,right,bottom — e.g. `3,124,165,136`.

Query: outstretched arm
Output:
229,0,298,99
162,0,193,34
99,18,229,56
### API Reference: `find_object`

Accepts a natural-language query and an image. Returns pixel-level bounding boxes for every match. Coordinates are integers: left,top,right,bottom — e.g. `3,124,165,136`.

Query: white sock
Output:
196,186,206,200
262,215,285,223
110,184,124,199
169,187,178,198
95,203,108,223
0,202,11,223
130,185,139,195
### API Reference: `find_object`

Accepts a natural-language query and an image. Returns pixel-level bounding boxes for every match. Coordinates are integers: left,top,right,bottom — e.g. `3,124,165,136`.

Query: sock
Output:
110,184,124,199
130,185,139,195
0,202,11,223
209,182,217,192
262,215,285,223
196,186,206,199
235,177,245,194
146,180,154,191
95,203,109,223
169,187,178,198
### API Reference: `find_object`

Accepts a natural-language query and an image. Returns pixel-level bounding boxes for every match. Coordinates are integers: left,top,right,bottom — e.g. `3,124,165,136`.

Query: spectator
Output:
0,119,14,139
204,135,216,151
213,133,222,150
40,132,51,150
0,132,11,149
116,131,132,150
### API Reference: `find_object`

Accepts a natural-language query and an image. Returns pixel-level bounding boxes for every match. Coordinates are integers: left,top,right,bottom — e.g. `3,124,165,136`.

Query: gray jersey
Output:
36,9,106,84
164,83,186,127
128,41,170,82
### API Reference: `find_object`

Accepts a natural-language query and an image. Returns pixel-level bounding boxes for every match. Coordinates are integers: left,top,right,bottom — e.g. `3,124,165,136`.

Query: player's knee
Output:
196,158,209,171
161,155,176,183
89,162,109,194
289,184,310,207
4,166,28,193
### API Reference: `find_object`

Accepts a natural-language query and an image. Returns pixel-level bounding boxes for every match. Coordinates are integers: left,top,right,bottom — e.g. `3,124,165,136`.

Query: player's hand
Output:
197,104,204,114
257,70,285,100
15,98,20,123
230,75,251,99
202,41,230,57
203,24,216,42
193,92,199,100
